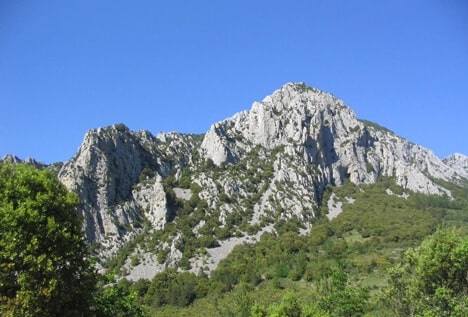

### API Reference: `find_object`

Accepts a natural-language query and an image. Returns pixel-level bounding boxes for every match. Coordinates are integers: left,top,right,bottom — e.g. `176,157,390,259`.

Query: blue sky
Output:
1,0,467,164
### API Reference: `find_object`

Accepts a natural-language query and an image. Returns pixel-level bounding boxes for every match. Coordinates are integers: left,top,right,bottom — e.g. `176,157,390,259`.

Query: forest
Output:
0,163,467,316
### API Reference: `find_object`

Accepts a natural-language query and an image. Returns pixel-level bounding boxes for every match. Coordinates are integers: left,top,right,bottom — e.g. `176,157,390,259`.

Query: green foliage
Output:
0,163,147,317
214,283,255,317
200,158,216,171
138,167,155,183
294,82,317,94
381,227,468,316
104,232,146,274
252,292,329,317
210,231,310,294
144,270,208,308
178,167,192,189
162,178,182,222
93,276,146,317
99,161,468,316
0,163,96,317
358,119,395,134
113,123,128,132
329,177,439,242
317,268,369,317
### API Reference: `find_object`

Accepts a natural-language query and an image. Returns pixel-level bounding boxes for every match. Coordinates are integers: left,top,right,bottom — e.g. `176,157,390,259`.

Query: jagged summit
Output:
443,153,468,179
58,123,201,243
202,82,357,156
1,154,49,170
1,154,44,166
201,82,461,193
2,154,22,163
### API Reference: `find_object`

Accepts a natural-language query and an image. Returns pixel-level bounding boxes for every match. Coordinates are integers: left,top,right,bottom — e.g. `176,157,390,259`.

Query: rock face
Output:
201,83,462,194
443,153,468,179
44,82,467,277
59,125,148,241
1,154,47,168
57,124,201,255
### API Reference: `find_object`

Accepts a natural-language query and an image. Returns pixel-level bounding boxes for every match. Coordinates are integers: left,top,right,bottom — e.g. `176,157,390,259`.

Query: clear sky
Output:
1,0,467,164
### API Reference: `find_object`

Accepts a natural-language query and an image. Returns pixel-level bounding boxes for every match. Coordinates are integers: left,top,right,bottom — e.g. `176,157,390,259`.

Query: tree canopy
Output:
382,227,468,316
0,163,96,316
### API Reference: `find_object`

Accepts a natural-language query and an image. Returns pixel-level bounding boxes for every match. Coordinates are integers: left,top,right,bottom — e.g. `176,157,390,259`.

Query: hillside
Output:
4,83,467,278
47,83,466,277
2,82,468,316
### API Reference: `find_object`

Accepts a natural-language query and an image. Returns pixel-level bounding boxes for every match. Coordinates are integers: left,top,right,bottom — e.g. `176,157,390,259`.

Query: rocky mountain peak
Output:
200,83,461,195
201,83,354,167
1,154,23,164
58,124,149,241
14,82,464,279
57,123,202,247
60,124,147,203
1,154,46,167
443,153,468,179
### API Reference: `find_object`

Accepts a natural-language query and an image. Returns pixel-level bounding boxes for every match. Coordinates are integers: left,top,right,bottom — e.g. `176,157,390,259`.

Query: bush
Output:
381,227,468,316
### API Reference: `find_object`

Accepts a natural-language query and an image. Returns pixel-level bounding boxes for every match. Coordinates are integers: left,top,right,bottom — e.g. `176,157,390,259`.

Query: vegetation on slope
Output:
1,162,467,316
120,176,468,316
0,163,145,317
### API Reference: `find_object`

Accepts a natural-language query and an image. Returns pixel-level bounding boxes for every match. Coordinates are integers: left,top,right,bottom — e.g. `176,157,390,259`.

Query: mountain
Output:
1,154,47,168
4,83,467,280
443,153,468,179
200,83,464,192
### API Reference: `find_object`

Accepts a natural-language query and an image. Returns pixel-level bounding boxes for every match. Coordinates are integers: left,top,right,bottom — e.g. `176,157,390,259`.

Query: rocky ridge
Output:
201,84,463,195
3,83,467,280
57,125,201,255
443,153,468,179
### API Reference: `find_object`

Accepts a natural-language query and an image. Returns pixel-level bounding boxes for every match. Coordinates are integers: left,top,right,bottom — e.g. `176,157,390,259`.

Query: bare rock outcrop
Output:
40,83,466,277
443,153,468,179
200,83,461,196
58,124,200,247
58,124,148,241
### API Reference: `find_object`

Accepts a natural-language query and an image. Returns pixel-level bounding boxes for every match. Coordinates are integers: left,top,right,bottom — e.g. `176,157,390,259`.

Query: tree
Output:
317,268,369,317
381,227,468,317
93,275,146,317
0,163,96,316
144,269,208,308
250,292,329,317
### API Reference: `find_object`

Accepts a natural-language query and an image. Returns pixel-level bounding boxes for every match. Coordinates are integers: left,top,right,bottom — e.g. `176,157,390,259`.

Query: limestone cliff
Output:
26,82,466,277
443,153,468,179
57,124,201,255
201,83,462,195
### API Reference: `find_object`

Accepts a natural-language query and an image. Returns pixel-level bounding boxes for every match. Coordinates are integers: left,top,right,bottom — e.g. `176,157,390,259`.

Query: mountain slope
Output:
49,83,468,278
444,153,468,179
201,83,462,193
58,126,202,254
